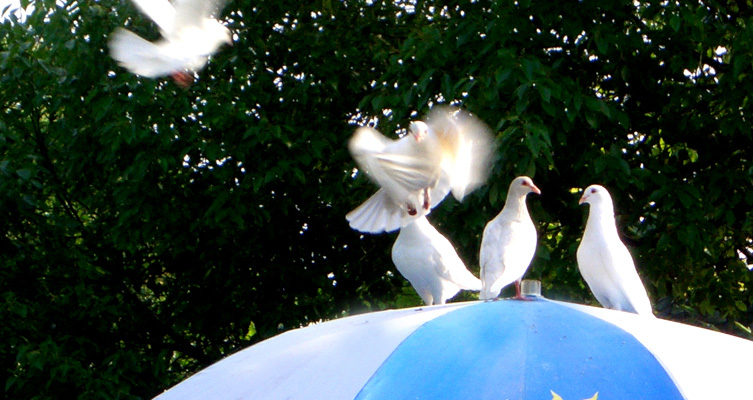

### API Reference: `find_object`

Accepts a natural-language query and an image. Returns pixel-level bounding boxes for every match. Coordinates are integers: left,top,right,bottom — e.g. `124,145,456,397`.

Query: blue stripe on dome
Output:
354,299,684,400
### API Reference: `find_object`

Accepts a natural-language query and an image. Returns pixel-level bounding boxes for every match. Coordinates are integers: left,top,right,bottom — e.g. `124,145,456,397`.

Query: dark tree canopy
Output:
1,0,752,398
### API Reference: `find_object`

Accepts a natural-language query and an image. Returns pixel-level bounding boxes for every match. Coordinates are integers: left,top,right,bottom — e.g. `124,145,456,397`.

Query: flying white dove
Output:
346,106,494,233
109,0,232,87
576,185,654,316
391,216,482,305
479,176,541,300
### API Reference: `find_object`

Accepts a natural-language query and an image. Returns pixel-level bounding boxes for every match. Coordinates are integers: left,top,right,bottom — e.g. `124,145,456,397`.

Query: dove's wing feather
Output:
426,224,481,291
349,127,440,203
611,250,654,316
371,153,439,192
172,0,227,32
109,28,202,77
166,0,230,54
392,217,480,305
173,0,211,28
580,236,653,315
130,0,176,33
174,0,227,20
348,127,392,154
426,172,453,209
479,219,520,299
346,189,411,233
427,106,495,202
392,236,442,305
577,237,621,310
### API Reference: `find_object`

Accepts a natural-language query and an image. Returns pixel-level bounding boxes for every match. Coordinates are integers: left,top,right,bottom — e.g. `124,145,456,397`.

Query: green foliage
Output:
1,0,752,398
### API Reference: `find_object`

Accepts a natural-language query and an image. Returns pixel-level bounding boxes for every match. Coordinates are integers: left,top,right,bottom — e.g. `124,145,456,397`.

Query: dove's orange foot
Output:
407,203,417,216
171,71,193,88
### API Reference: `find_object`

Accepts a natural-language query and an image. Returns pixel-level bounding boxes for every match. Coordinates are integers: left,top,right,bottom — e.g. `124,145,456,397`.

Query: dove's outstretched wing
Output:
130,0,176,33
426,106,495,202
109,28,193,78
348,126,442,203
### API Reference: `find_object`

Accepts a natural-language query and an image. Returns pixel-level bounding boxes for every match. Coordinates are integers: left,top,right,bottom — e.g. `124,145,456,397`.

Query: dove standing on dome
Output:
391,216,481,305
576,185,654,316
346,106,495,234
109,0,232,87
479,176,541,300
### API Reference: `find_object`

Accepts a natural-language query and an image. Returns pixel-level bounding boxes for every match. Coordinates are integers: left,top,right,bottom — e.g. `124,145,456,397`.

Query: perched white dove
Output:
391,216,482,305
109,0,232,87
576,185,654,316
479,176,541,300
346,106,494,233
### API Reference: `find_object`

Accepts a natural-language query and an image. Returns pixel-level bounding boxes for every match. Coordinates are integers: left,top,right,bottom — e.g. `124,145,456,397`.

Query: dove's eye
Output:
590,188,597,194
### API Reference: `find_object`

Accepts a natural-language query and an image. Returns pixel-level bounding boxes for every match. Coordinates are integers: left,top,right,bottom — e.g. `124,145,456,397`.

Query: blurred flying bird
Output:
109,0,232,87
347,106,495,233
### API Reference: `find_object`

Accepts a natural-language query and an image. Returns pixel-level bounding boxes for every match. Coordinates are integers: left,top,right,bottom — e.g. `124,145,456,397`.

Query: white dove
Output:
109,0,232,87
346,106,494,233
479,176,541,300
391,216,482,305
576,185,654,316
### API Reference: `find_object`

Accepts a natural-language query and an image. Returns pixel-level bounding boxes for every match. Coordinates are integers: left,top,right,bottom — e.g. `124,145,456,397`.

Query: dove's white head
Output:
509,176,541,196
206,20,233,46
408,121,430,142
579,185,614,211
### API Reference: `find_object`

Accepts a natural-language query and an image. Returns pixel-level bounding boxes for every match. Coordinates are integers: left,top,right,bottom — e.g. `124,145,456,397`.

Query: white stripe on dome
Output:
557,300,753,400
154,302,476,400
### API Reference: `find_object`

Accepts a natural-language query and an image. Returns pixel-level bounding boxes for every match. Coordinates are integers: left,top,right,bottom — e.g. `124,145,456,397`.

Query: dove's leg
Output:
513,279,534,301
406,202,417,216
422,188,431,210
171,71,193,88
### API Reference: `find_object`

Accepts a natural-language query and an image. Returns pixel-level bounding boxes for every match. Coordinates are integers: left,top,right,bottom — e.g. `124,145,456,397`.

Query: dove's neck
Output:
584,203,620,240
500,193,531,222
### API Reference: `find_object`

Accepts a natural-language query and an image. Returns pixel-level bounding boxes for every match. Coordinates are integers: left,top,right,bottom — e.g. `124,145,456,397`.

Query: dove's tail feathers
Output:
478,289,496,301
624,277,656,317
453,273,482,291
346,189,409,234
432,285,457,306
479,276,504,300
623,296,656,317
109,28,190,78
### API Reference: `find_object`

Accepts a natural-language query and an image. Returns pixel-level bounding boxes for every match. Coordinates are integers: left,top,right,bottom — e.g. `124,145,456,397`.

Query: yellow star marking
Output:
551,391,599,400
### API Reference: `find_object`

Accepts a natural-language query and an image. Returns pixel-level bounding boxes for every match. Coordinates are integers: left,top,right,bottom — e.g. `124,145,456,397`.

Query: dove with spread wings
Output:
109,0,232,87
346,107,495,234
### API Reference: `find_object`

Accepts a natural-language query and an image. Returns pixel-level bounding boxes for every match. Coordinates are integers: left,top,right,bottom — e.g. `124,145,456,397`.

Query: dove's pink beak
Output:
530,184,541,195
578,194,588,205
